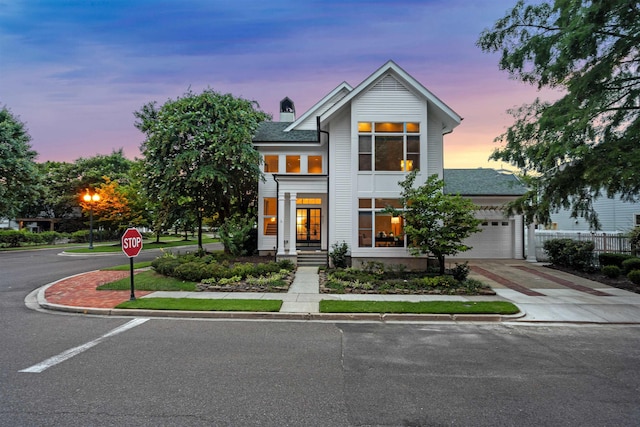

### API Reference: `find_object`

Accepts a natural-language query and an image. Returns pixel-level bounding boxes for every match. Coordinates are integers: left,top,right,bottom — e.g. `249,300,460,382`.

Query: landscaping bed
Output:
319,264,495,295
151,252,295,293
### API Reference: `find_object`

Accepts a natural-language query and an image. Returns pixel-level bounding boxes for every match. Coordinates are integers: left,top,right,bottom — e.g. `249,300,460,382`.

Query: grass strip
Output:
97,271,196,291
320,300,519,315
102,261,153,271
66,237,218,254
116,298,282,312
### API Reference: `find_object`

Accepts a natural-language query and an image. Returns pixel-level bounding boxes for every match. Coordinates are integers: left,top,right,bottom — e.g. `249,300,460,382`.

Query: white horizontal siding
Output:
354,75,425,121
549,196,639,232
330,111,352,247
426,106,443,178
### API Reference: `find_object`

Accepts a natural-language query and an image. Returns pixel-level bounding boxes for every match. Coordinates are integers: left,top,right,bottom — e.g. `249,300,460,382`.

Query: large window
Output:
263,198,277,235
358,198,404,247
358,122,420,172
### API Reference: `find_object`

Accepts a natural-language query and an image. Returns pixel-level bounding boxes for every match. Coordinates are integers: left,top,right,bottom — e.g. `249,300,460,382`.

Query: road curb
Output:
36,300,523,322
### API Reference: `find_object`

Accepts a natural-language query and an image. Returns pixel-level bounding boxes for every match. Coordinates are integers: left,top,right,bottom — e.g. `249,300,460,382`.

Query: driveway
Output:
467,259,640,323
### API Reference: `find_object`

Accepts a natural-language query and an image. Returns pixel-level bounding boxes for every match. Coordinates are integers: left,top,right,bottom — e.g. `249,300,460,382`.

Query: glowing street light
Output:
83,190,100,249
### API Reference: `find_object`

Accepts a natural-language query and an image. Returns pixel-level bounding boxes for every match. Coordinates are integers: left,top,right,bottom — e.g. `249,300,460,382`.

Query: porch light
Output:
82,190,100,249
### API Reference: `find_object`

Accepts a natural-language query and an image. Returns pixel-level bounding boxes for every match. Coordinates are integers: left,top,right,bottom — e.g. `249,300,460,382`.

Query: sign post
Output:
122,228,143,301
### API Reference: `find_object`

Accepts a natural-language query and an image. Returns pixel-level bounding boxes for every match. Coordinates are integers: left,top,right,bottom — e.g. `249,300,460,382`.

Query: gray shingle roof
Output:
443,169,528,196
253,122,318,142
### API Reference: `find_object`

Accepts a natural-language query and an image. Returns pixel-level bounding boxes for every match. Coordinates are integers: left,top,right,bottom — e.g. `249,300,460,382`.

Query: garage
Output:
460,219,514,259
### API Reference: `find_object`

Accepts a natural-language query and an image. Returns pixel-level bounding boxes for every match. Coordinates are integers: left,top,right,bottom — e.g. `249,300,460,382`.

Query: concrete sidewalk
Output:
32,261,640,323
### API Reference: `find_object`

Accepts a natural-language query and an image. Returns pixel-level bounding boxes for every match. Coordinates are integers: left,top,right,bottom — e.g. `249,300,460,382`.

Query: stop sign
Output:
121,228,143,258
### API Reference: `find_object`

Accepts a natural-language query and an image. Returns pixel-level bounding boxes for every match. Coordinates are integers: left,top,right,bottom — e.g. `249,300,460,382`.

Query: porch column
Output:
526,222,537,262
514,214,524,259
277,193,286,255
289,192,297,254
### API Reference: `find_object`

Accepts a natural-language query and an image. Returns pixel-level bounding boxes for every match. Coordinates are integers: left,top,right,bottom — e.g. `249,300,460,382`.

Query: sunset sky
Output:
0,0,556,169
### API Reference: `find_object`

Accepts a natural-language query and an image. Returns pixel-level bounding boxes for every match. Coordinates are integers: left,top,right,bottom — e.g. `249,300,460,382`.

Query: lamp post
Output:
83,190,100,249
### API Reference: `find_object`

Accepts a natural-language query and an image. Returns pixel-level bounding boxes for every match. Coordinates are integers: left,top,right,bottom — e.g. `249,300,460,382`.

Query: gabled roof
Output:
252,122,318,143
284,82,353,132
320,60,462,133
444,169,527,196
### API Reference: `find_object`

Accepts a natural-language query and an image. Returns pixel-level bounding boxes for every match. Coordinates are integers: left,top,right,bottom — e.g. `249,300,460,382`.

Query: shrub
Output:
174,262,210,282
449,262,470,281
218,215,255,256
39,231,63,245
629,227,640,256
0,230,26,247
601,265,621,278
329,241,349,268
628,270,640,285
598,253,634,268
543,238,595,270
151,254,181,276
621,258,640,274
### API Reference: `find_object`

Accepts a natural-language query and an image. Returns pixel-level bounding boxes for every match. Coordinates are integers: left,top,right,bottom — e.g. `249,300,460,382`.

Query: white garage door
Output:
461,220,513,258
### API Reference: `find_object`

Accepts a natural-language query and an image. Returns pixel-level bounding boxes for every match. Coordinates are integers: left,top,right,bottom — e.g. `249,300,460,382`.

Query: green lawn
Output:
320,300,519,315
97,270,197,291
103,261,153,271
116,298,282,312
66,237,218,254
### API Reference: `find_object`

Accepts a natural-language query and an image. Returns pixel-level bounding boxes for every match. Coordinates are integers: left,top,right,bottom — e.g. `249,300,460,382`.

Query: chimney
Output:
279,97,295,122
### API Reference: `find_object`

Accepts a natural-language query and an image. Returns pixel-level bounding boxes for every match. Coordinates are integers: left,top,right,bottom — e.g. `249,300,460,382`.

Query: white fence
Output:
533,231,632,263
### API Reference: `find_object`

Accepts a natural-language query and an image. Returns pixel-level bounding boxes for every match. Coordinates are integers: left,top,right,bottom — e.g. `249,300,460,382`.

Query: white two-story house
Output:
253,61,526,267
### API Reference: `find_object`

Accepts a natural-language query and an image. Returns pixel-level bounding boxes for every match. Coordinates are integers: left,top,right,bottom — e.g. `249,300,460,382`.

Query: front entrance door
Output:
296,208,321,247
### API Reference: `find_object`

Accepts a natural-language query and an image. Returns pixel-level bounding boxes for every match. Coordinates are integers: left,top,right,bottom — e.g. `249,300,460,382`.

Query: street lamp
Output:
83,190,100,249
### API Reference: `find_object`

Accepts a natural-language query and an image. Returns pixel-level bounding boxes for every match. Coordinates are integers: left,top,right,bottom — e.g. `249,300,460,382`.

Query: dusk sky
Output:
1,0,556,169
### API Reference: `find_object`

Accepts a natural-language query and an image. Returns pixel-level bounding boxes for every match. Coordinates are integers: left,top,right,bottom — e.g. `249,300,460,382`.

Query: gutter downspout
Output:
273,174,279,257
317,116,330,254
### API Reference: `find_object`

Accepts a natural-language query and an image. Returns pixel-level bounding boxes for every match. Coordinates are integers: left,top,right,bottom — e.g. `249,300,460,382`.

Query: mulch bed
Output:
195,271,295,293
317,270,495,295
546,264,640,294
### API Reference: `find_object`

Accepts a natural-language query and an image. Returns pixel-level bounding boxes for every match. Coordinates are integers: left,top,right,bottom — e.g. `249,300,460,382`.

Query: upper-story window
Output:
264,155,279,173
308,156,323,174
266,154,323,174
286,155,300,173
358,122,420,172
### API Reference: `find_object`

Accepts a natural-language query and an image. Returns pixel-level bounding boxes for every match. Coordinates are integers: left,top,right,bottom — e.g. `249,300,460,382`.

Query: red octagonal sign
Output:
122,228,143,258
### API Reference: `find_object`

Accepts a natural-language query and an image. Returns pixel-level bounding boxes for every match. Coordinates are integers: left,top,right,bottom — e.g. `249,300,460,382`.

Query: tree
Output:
74,149,134,188
388,171,481,274
135,89,270,251
79,177,133,235
477,0,640,228
0,107,41,220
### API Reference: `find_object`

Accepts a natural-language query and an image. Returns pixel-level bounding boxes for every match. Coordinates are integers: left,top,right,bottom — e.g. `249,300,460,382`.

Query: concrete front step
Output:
297,251,328,267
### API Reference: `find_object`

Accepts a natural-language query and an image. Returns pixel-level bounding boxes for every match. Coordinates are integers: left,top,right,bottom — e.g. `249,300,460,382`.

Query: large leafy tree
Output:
0,107,41,220
135,89,270,251
478,0,640,228
389,172,482,274
28,150,137,232
79,177,133,234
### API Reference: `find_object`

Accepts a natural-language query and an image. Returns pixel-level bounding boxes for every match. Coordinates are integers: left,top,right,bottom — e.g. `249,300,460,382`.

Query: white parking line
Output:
19,318,149,373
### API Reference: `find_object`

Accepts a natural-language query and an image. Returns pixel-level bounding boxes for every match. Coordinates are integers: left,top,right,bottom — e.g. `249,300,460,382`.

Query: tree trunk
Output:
437,254,445,275
197,211,203,252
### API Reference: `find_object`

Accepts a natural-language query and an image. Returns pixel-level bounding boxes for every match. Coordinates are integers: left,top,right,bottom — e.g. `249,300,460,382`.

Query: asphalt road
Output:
1,247,640,426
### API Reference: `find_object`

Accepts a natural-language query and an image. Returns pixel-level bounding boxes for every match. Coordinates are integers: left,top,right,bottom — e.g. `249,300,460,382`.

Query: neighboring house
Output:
546,196,640,233
0,218,19,230
253,61,526,267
